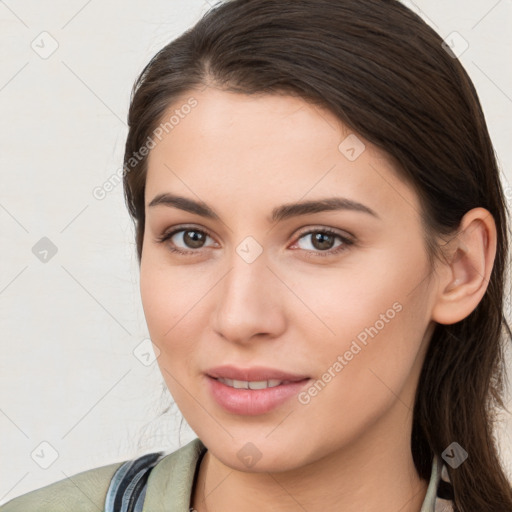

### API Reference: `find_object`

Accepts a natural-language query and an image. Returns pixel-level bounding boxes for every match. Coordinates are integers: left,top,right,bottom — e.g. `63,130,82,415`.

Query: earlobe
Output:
431,208,497,325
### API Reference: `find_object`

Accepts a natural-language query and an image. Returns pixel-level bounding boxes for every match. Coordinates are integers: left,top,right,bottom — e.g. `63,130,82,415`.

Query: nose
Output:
212,251,287,345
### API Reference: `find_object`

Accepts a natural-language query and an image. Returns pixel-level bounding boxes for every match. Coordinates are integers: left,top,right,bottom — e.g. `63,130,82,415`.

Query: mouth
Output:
215,378,290,389
207,364,309,383
205,365,311,415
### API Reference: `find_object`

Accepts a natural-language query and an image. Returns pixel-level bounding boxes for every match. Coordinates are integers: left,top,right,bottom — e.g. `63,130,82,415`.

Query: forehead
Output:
144,87,421,222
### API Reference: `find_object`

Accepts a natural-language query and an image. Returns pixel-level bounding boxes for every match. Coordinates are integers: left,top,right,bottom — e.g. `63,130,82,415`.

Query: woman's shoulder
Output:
0,438,206,512
0,460,124,512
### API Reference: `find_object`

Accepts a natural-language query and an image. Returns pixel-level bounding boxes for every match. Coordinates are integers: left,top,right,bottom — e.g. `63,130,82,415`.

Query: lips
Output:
206,365,311,415
207,365,309,382
216,378,283,389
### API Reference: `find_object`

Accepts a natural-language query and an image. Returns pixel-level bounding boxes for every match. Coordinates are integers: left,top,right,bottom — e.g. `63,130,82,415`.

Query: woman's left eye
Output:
291,229,354,257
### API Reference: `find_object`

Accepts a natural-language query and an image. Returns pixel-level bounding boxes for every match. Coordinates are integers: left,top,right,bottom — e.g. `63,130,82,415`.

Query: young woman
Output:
2,0,511,511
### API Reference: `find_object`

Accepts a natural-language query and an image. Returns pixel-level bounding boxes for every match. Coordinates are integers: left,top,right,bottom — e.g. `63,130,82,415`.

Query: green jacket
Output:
0,438,450,511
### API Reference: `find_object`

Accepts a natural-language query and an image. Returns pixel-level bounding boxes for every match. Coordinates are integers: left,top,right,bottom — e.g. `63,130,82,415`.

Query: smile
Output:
216,378,284,389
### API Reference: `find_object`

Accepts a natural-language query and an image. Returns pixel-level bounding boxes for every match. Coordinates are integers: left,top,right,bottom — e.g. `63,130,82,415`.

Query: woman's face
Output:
140,88,439,471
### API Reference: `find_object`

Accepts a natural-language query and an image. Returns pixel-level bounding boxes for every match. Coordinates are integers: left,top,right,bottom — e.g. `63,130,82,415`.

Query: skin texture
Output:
139,87,496,512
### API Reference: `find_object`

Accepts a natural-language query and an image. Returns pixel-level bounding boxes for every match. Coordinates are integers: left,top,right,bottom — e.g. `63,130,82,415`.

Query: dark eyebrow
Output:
270,197,379,222
147,193,379,222
148,193,220,220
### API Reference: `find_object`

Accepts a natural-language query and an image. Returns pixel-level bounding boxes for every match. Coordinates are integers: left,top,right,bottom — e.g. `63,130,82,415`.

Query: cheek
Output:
140,265,174,340
139,253,212,386
282,245,428,341
310,266,430,408
287,288,430,457
287,242,432,387
140,249,203,339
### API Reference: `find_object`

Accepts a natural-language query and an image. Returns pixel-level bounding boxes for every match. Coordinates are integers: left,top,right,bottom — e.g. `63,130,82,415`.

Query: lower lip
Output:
206,376,310,415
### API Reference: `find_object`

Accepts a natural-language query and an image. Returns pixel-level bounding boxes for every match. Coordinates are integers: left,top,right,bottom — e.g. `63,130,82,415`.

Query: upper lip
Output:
207,365,310,382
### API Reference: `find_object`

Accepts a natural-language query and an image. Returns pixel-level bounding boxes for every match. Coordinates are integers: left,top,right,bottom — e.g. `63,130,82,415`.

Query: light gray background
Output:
1,0,511,503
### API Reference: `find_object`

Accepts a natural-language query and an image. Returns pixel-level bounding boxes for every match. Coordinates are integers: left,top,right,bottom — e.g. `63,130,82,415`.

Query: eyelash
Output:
155,226,354,258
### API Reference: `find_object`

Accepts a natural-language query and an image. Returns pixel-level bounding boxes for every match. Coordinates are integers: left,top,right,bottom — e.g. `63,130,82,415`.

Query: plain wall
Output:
1,0,511,503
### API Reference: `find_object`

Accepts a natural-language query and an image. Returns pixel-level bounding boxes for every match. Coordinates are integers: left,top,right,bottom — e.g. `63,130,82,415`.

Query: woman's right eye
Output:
156,227,217,255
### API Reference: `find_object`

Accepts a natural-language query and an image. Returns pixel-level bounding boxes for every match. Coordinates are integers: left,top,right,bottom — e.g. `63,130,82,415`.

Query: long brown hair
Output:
122,0,512,509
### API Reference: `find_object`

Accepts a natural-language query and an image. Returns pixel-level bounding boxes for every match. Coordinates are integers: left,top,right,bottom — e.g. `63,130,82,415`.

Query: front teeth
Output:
217,378,283,389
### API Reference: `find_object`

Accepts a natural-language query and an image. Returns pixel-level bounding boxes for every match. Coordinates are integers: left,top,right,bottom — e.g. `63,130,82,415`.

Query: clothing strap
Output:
104,451,165,512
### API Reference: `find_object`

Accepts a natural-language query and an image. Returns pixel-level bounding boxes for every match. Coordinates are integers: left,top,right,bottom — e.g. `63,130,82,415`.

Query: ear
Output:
431,207,497,325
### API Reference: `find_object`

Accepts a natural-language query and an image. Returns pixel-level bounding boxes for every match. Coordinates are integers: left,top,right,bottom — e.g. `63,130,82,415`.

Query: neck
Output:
192,402,429,512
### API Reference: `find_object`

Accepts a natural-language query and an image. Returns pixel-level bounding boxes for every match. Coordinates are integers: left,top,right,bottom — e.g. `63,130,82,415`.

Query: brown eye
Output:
180,230,207,249
311,232,336,250
297,230,344,252
156,227,216,254
291,228,355,258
